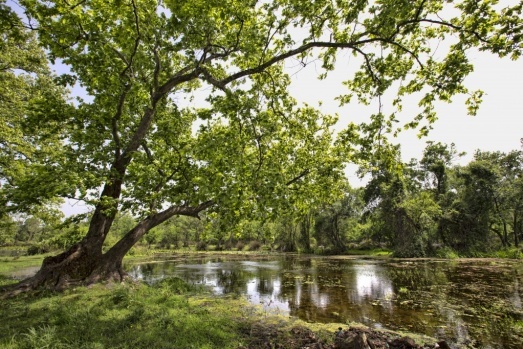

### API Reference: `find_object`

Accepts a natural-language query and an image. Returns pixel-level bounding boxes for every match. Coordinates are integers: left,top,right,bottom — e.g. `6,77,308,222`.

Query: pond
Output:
127,254,523,349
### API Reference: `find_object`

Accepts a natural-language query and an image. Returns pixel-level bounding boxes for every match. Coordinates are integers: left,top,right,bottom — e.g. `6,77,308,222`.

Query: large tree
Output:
2,0,522,291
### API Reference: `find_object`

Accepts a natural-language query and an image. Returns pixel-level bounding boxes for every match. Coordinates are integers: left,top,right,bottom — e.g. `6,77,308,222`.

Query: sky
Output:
286,50,522,160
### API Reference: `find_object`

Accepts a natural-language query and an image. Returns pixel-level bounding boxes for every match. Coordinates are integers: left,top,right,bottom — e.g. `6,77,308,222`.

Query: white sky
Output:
286,51,523,163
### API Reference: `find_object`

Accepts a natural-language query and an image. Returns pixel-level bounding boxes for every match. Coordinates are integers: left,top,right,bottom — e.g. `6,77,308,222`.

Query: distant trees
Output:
3,144,521,258
0,215,17,246
352,146,523,256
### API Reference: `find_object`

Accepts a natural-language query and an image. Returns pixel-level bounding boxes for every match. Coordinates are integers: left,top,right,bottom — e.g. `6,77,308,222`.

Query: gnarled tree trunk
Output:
5,201,213,295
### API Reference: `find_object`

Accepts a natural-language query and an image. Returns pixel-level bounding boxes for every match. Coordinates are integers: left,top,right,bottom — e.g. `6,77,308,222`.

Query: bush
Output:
434,246,460,259
196,241,207,251
248,240,262,251
261,244,273,252
494,247,523,259
235,241,245,251
159,237,179,249
356,239,375,250
392,238,426,258
224,240,236,250
27,244,48,256
46,226,86,250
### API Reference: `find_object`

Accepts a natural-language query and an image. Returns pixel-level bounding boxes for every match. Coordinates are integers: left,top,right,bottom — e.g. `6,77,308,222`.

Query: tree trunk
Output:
490,225,507,247
4,201,213,295
514,210,520,247
3,89,183,295
12,238,105,293
493,197,510,247
11,180,122,293
299,214,312,253
327,214,345,253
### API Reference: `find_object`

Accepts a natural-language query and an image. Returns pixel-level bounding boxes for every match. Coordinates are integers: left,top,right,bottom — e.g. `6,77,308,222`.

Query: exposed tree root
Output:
1,244,130,298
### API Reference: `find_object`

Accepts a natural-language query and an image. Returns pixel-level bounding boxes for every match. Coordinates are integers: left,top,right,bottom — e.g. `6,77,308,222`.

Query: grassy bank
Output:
0,255,46,277
0,279,342,349
1,278,438,349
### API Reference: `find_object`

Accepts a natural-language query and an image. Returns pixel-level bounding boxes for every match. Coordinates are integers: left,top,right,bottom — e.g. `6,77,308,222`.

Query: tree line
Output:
3,142,521,258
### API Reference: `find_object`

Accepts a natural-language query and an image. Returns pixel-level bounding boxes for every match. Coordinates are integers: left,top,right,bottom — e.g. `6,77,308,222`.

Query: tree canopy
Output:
1,0,522,290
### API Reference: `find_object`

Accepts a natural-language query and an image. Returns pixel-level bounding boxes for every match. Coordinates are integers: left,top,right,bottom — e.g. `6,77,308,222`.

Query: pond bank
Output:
0,279,439,349
3,252,523,348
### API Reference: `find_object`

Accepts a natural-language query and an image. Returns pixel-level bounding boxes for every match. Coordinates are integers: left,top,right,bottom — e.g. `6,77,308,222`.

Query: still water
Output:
127,254,523,349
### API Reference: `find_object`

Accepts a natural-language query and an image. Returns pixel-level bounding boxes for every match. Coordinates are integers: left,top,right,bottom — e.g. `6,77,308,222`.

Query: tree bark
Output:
514,210,519,247
490,225,507,247
493,197,510,247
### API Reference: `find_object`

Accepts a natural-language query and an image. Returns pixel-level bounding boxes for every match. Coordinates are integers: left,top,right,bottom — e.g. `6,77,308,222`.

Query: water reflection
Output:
127,256,523,348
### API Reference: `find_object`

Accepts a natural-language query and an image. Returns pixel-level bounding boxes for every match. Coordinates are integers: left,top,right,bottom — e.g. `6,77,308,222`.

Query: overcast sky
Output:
287,50,522,159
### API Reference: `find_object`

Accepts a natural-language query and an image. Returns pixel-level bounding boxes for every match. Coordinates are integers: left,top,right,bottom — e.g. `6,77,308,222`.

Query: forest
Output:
2,142,522,259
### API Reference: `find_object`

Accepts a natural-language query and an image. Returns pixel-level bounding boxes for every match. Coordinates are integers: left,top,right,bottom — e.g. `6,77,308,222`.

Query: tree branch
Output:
112,86,130,159
286,169,310,186
217,39,398,87
141,141,166,178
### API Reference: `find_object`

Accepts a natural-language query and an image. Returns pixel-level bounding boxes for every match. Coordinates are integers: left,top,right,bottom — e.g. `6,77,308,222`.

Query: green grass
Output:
0,280,251,349
0,255,45,275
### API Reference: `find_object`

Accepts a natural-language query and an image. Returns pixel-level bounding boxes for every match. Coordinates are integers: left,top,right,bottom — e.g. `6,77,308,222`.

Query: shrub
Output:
357,239,375,250
224,240,236,250
495,247,523,259
434,246,460,259
196,241,207,251
248,240,262,251
392,238,426,258
26,244,48,256
235,241,245,251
